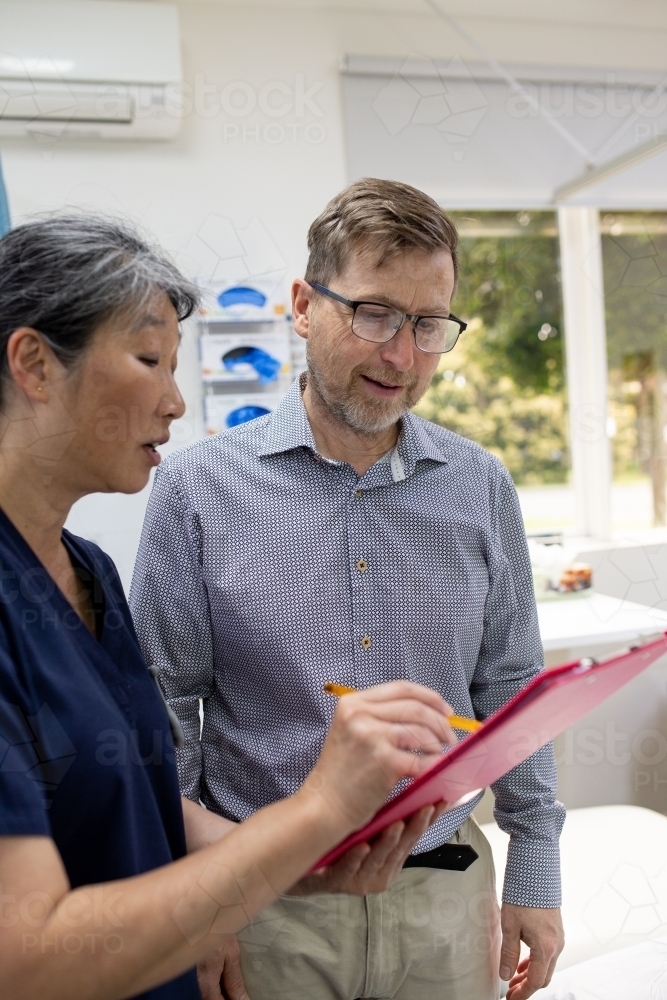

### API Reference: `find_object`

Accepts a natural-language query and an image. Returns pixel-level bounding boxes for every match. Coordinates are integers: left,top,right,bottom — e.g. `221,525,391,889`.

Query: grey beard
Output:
306,346,409,436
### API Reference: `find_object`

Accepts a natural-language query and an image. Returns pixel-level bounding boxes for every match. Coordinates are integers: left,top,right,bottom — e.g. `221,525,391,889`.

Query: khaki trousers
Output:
237,817,501,1000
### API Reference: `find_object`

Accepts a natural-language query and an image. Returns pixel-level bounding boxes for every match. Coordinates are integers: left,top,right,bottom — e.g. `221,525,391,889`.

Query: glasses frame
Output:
308,281,467,355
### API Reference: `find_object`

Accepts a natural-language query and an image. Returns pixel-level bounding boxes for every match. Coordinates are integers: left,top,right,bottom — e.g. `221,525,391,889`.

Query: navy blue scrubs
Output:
0,508,200,1000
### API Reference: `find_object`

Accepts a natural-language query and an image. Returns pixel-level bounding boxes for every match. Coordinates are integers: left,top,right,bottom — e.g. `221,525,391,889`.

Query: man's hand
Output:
288,802,447,896
197,934,248,1000
500,903,564,999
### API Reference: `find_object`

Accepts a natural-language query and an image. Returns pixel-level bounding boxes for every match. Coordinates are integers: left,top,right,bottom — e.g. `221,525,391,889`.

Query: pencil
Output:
322,682,483,733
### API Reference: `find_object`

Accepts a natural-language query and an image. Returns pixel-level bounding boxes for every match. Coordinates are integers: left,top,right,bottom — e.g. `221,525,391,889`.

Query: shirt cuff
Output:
174,745,203,802
501,838,562,908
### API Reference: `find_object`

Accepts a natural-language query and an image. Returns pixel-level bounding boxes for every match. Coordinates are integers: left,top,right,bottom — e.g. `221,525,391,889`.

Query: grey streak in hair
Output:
0,213,200,405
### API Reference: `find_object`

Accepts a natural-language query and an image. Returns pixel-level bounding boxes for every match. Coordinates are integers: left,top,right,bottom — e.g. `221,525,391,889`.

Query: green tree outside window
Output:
414,211,569,485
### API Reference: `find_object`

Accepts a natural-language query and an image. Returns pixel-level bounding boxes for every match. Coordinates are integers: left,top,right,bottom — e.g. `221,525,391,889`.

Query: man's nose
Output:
378,319,415,371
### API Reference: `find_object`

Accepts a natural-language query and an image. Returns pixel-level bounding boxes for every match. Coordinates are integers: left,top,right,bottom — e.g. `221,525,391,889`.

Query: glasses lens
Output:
352,303,403,343
415,318,461,354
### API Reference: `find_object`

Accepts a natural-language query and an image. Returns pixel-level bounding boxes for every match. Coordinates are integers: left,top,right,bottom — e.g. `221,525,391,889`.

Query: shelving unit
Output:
196,278,306,435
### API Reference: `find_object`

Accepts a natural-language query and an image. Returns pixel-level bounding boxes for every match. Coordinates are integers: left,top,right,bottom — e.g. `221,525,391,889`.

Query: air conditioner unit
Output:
0,0,182,140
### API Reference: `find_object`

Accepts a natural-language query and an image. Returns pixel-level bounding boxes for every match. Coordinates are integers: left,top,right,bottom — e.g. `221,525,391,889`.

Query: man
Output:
131,178,565,1000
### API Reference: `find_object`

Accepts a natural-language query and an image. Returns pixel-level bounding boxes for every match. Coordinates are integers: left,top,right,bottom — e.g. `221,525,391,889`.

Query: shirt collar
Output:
257,375,450,478
397,410,451,478
256,376,316,457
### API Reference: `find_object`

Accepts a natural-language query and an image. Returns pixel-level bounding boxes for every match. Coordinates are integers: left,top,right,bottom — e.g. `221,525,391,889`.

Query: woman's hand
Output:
300,680,457,833
288,801,449,896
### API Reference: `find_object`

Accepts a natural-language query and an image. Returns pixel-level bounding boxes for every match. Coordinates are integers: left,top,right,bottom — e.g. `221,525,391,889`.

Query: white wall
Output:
2,0,666,590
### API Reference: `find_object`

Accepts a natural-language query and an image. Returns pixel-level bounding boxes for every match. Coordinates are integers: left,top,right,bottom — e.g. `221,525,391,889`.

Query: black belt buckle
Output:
403,843,479,872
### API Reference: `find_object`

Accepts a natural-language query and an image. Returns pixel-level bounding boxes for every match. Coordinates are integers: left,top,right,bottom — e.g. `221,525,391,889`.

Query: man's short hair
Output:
304,178,459,287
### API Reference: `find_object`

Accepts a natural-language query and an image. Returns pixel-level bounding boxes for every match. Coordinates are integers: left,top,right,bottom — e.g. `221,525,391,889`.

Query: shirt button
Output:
360,635,372,650
355,558,368,573
354,489,363,498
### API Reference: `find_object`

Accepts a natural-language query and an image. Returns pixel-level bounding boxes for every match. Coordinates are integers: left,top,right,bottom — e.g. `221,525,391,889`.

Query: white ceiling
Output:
165,0,667,33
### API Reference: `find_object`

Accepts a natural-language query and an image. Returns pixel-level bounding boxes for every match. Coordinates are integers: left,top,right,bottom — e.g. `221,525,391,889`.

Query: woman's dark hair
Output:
0,214,199,405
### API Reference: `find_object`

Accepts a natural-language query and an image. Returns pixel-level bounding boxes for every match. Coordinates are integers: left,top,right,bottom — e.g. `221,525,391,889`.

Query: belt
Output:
402,842,478,871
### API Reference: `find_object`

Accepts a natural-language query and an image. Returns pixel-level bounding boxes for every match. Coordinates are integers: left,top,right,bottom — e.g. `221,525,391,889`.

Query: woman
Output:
0,215,455,1000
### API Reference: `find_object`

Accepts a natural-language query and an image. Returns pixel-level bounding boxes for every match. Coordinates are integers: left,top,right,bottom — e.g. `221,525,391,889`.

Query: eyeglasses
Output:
308,282,467,355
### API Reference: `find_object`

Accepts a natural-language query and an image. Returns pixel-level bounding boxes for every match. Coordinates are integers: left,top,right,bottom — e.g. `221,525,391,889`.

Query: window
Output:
602,212,667,531
414,210,572,533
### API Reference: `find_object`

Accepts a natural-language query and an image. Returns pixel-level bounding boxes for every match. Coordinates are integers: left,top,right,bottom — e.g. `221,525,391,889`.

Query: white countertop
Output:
537,591,667,652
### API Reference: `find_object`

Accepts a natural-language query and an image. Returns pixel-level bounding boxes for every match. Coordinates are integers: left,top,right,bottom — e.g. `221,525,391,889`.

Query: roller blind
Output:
342,57,667,208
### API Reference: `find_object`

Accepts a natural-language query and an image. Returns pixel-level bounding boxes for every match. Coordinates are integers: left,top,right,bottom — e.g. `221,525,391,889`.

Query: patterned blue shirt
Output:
130,377,564,908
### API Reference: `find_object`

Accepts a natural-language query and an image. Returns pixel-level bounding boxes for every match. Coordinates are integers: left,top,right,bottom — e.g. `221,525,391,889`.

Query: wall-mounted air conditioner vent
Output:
0,1,182,140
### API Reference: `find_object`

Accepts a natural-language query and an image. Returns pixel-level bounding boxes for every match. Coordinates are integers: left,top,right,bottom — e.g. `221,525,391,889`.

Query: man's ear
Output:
291,279,312,341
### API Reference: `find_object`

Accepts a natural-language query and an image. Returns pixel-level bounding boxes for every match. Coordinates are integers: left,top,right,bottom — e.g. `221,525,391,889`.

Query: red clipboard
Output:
315,633,667,870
